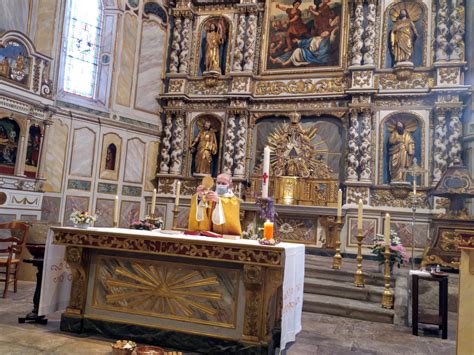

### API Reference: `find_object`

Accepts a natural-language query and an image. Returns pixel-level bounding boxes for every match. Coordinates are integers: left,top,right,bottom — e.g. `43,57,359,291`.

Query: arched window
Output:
62,0,103,98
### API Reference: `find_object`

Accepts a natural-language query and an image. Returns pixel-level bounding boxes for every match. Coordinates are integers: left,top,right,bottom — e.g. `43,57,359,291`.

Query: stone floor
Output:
0,281,456,354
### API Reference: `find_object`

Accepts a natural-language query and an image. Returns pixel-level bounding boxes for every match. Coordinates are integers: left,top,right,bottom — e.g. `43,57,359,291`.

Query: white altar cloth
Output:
39,227,305,351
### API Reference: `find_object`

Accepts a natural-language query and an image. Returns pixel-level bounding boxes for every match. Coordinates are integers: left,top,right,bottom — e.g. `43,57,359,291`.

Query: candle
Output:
113,195,119,227
175,181,181,207
151,188,157,216
413,178,416,196
384,213,391,246
337,189,342,219
262,146,270,198
357,199,363,231
263,219,274,240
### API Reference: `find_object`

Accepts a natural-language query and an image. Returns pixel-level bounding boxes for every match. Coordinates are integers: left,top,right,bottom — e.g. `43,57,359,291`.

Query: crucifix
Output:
401,158,429,269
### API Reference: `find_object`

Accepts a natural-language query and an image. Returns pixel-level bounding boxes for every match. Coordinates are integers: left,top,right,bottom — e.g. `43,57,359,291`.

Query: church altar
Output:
39,227,304,353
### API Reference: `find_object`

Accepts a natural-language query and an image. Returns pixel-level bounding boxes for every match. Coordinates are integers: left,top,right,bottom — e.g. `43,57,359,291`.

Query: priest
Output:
188,173,242,236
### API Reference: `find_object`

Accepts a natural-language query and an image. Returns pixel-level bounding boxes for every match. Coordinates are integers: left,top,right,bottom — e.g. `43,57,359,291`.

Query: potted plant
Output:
130,217,163,231
70,210,96,229
370,230,409,273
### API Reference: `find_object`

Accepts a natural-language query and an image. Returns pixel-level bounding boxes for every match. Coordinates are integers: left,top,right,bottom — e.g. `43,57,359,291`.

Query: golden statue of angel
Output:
190,118,219,175
389,3,421,64
204,18,226,73
387,118,417,182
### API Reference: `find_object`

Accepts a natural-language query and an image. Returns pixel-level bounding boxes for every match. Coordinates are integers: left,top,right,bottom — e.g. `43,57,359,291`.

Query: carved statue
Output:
10,54,26,81
0,57,10,78
204,18,226,74
190,119,218,175
388,120,416,182
389,4,421,64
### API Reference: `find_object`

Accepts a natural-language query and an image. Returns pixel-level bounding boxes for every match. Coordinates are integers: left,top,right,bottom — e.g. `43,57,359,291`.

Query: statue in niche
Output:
389,3,421,64
10,54,26,81
388,120,416,182
190,119,218,175
105,144,117,171
204,18,226,74
0,57,10,78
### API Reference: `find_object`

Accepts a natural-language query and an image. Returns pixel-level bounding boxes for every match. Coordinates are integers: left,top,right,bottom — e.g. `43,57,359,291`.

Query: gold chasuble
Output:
188,194,242,236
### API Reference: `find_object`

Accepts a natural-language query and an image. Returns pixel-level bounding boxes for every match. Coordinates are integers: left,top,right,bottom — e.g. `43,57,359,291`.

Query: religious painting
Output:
198,17,230,76
261,0,346,74
189,115,222,177
99,133,121,181
348,217,377,247
382,2,427,68
0,118,20,175
0,41,30,86
381,114,422,185
25,125,42,178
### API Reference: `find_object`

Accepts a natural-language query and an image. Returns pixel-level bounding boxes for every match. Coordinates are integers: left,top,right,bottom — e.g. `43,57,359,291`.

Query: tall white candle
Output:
413,178,416,196
262,146,270,198
175,181,181,207
337,189,342,219
357,199,363,231
113,195,119,227
384,213,391,245
151,188,157,215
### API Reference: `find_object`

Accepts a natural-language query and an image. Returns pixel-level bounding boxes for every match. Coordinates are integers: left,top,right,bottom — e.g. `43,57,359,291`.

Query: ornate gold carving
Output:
231,77,248,92
439,231,461,252
371,189,428,208
188,79,228,95
379,72,432,90
352,71,372,87
346,187,369,205
254,78,347,96
275,216,317,244
243,265,263,339
421,254,460,269
243,265,263,284
53,229,283,267
168,79,185,93
65,246,88,315
438,67,458,85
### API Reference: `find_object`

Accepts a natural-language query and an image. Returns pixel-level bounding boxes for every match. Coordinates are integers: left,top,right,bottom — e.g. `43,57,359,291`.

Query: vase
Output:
74,223,90,229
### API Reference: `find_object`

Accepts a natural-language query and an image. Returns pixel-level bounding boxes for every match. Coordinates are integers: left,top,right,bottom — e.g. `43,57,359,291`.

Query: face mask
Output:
216,184,228,196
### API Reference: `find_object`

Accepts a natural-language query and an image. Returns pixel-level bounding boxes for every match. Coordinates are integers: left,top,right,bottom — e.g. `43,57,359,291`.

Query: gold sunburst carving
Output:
104,263,222,317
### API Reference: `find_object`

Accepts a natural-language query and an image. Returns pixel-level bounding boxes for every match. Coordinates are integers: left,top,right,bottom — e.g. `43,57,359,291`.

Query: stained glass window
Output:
63,0,103,98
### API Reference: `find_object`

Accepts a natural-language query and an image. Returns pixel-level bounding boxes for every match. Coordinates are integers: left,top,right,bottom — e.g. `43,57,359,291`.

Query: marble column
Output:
232,12,246,72
362,0,376,65
350,0,364,66
448,108,463,164
435,0,450,61
346,110,360,181
433,108,448,182
169,112,185,174
36,119,52,179
233,114,248,178
169,17,182,73
359,109,372,181
243,9,257,71
15,119,30,177
178,16,192,73
159,112,173,173
449,0,466,61
223,113,236,175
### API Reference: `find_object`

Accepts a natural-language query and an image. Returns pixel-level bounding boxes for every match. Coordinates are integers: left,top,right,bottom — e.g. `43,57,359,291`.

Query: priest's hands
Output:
197,184,205,198
206,191,219,203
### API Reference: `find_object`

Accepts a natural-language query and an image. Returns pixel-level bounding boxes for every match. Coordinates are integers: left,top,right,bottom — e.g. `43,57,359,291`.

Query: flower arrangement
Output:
130,217,163,231
370,231,409,269
70,210,96,226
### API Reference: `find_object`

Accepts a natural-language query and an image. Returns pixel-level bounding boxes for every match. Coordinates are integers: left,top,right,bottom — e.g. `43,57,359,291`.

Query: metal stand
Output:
411,196,417,270
332,217,343,270
172,206,180,230
354,229,365,287
381,244,394,309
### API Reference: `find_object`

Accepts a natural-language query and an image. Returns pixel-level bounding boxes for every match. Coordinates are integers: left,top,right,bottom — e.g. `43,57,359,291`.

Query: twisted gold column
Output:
354,229,365,287
382,244,394,309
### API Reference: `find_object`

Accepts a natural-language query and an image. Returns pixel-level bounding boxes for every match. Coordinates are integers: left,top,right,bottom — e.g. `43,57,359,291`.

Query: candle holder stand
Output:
382,244,394,309
113,221,118,228
172,206,180,230
332,217,343,270
354,229,365,287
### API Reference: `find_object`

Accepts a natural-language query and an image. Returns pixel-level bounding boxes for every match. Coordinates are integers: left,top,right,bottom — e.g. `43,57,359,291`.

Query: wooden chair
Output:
0,221,30,298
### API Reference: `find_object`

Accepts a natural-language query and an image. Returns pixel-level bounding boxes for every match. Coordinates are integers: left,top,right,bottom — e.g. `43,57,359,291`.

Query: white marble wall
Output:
69,127,96,177
44,118,68,193
124,138,145,183
0,0,29,34
116,13,138,106
134,21,164,113
33,0,58,56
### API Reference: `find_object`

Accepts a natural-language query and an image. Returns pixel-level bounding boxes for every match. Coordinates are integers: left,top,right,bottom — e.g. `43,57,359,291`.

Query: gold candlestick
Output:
354,229,365,287
332,217,343,270
172,206,180,230
113,221,118,228
382,245,394,309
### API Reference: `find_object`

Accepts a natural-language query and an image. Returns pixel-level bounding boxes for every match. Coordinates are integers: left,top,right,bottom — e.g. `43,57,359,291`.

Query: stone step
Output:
303,293,394,324
304,262,394,288
304,277,385,303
